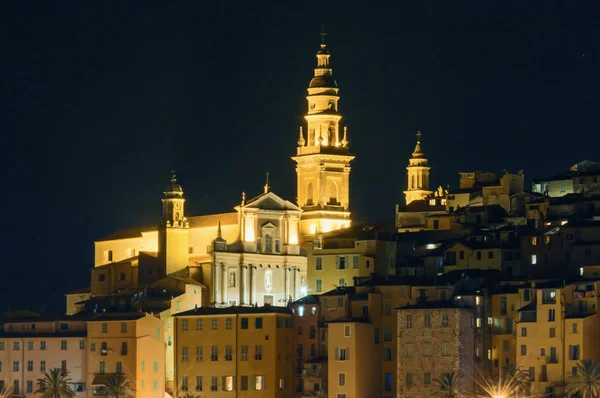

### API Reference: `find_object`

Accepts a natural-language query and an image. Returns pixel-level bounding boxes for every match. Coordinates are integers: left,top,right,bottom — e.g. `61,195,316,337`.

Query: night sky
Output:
2,1,599,313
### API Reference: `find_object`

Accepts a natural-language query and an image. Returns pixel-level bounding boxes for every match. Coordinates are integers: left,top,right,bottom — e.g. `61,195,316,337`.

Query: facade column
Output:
249,265,255,305
283,265,288,301
213,262,220,306
239,264,246,305
292,267,298,301
221,263,227,305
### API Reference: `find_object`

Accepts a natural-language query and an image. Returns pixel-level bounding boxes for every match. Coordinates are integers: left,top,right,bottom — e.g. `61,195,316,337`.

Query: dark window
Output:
241,318,248,329
433,220,439,230
488,251,494,259
459,251,464,260
119,273,126,281
255,318,263,329
477,251,482,260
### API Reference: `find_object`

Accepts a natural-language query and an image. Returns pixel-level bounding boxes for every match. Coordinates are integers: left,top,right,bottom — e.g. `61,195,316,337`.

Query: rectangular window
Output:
344,325,351,337
251,375,264,391
241,376,248,391
99,361,105,374
384,373,393,391
181,376,188,392
338,373,346,386
121,323,128,333
211,318,218,330
529,367,535,381
223,376,235,392
550,327,556,338
315,257,322,270
196,376,203,392
196,319,203,330
384,347,393,361
521,345,527,356
121,342,128,355
406,315,413,328
12,361,19,372
442,314,449,327
153,361,158,372
13,341,20,351
548,309,556,322
115,361,122,374
211,346,218,361
503,340,510,352
531,255,537,265
255,318,263,329
27,341,33,351
182,346,189,362
353,256,359,269
101,323,108,333
521,327,527,337
241,318,248,329
405,344,413,357
336,347,348,361
442,343,449,356
316,279,322,292
241,345,248,361
225,345,233,361
477,251,482,260
79,340,85,350
384,324,392,341
182,319,188,331
40,360,46,371
40,341,46,350
424,372,432,385
153,381,158,391
141,360,145,372
60,340,67,350
570,345,580,360
424,314,431,328
488,251,494,259
196,346,203,362
255,345,263,360
406,372,413,386
573,323,578,334
225,318,232,330
27,380,33,393
424,343,432,356
27,360,33,371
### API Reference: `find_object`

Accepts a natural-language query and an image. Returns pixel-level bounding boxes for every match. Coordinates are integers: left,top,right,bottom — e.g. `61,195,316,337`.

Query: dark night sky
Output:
1,1,599,313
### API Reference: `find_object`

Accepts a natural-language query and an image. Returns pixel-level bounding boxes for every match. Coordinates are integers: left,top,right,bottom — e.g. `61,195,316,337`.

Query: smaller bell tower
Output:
404,132,432,205
158,170,189,275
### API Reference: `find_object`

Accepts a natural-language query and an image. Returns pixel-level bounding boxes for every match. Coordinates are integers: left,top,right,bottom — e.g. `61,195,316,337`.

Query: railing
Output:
542,297,556,304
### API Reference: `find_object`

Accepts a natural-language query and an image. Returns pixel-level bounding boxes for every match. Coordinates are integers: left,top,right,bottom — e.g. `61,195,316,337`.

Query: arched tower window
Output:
328,181,339,205
107,250,113,262
411,175,416,190
265,234,272,253
307,183,314,206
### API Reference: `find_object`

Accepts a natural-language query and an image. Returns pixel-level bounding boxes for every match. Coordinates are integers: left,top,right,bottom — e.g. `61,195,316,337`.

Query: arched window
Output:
307,182,314,206
328,181,338,205
411,175,416,189
265,234,272,253
107,250,113,262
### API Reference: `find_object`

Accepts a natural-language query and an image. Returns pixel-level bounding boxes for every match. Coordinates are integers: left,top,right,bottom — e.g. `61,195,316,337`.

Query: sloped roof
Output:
243,191,301,212
174,305,292,316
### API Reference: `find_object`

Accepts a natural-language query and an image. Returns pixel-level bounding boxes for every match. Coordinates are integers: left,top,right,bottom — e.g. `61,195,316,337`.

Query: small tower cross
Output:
416,131,422,142
320,24,327,44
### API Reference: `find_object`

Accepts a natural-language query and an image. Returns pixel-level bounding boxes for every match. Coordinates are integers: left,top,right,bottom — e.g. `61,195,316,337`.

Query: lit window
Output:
531,255,537,265
224,376,234,391
532,237,537,246
255,375,265,391
298,307,304,317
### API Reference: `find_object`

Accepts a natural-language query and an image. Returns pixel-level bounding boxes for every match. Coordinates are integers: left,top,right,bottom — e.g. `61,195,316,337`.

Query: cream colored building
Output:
293,39,354,236
86,313,165,398
0,317,87,397
173,306,293,397
305,226,396,294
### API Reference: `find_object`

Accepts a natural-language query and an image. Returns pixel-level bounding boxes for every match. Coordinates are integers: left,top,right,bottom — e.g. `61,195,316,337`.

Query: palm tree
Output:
312,391,327,398
102,373,135,398
433,373,463,398
179,393,201,398
35,368,75,398
567,359,600,398
0,386,13,398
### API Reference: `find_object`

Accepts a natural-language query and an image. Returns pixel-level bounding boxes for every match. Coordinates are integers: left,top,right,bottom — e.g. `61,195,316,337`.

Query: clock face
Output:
174,202,181,210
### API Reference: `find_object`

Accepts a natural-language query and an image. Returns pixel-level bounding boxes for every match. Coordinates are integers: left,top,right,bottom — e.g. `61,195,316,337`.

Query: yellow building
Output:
173,306,293,397
305,225,397,295
404,132,432,205
86,313,165,398
292,38,354,236
0,316,87,397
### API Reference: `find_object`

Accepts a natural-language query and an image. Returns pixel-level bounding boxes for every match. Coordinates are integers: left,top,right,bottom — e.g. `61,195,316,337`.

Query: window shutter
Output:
335,348,340,360
568,345,573,360
233,377,236,391
251,376,255,391
336,256,340,269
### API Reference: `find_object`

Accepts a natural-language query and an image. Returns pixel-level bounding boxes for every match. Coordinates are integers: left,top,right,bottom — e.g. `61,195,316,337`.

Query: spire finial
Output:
320,24,327,45
416,131,422,143
264,172,270,193
170,169,177,183
241,191,246,206
342,126,348,147
297,126,305,147
217,220,223,239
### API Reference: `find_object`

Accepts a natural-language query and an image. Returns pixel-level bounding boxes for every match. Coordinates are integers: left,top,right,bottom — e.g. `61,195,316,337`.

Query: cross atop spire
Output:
416,131,422,143
170,169,177,183
264,171,270,193
320,24,327,44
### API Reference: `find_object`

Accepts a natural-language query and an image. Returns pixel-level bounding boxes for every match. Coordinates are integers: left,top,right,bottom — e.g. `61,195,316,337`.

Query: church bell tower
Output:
292,31,354,235
158,171,189,275
404,132,432,205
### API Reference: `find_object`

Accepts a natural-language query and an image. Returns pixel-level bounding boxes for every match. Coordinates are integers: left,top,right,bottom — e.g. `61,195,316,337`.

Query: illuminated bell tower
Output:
158,170,189,275
292,32,354,235
404,132,432,204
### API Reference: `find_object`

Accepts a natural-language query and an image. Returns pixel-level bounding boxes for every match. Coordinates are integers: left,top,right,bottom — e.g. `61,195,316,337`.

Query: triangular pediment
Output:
243,191,302,212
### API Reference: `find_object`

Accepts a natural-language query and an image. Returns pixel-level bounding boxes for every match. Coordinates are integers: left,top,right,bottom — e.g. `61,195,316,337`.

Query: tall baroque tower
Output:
158,171,189,275
292,35,354,236
404,132,432,204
